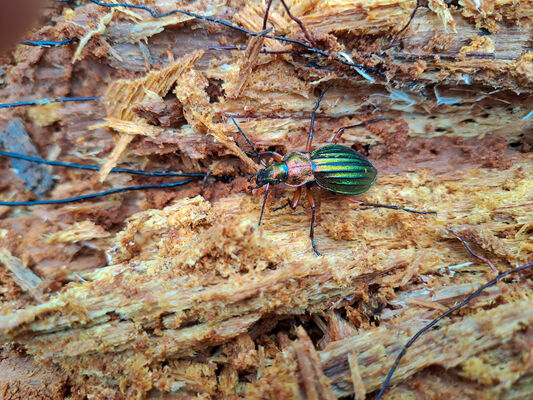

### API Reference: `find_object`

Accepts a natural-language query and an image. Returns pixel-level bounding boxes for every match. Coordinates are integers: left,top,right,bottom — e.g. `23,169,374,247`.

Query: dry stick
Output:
449,229,498,273
262,0,273,30
262,0,316,46
374,261,533,399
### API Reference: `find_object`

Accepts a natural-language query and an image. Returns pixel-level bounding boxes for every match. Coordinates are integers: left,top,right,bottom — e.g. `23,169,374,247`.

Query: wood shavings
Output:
459,35,495,56
318,298,533,396
234,3,287,51
514,52,533,82
27,103,62,127
90,117,167,137
225,35,265,99
45,221,110,244
98,134,134,183
98,50,203,181
298,0,418,36
347,351,366,400
461,0,533,32
175,69,259,171
404,297,448,311
0,249,43,302
0,350,67,399
196,113,259,172
105,11,214,43
1,0,533,398
294,327,336,400
428,0,457,32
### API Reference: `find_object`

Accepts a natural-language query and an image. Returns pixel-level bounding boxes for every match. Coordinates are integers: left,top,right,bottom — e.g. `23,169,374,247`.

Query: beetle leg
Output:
340,194,436,215
306,185,321,256
274,186,302,212
290,187,302,209
258,183,270,226
329,118,394,144
273,199,290,211
305,85,331,152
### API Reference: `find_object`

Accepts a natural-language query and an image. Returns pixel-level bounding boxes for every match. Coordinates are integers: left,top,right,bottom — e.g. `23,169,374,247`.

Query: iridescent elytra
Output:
256,144,378,195
233,85,436,255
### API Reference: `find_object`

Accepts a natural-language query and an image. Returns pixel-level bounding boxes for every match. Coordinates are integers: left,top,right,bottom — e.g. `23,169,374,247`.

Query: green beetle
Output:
255,145,377,195
233,86,435,255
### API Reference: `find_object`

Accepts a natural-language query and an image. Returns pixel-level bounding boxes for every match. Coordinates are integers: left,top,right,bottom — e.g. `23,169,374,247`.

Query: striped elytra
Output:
311,145,377,195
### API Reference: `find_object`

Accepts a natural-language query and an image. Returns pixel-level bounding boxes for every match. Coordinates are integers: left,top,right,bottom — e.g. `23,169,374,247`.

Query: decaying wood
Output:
0,118,53,197
0,0,532,399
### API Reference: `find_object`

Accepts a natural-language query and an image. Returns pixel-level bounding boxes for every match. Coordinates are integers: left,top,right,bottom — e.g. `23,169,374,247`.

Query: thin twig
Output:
375,262,533,399
449,229,498,273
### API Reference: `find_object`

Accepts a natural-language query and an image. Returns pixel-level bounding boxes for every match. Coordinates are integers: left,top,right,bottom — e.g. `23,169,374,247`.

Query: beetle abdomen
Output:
311,145,377,195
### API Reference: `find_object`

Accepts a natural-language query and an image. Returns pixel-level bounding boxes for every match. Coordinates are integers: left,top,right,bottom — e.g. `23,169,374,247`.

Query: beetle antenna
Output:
0,150,205,178
0,179,200,207
258,183,270,226
307,185,321,256
375,261,533,399
231,117,267,167
305,85,331,152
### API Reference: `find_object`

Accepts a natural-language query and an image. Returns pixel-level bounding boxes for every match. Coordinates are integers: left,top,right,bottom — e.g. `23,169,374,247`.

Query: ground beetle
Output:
232,86,436,255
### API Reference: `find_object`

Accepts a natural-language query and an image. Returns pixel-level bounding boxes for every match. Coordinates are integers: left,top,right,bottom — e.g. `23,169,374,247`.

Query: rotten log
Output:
0,0,532,399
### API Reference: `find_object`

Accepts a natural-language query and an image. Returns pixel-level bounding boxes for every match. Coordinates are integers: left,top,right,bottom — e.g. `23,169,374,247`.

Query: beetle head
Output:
251,163,288,188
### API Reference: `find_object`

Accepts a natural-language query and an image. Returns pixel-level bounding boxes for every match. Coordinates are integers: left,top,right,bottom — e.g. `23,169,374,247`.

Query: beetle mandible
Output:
232,86,436,255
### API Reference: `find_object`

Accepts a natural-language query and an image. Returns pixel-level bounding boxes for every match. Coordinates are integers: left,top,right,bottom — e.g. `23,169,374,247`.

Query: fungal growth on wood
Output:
0,1,532,399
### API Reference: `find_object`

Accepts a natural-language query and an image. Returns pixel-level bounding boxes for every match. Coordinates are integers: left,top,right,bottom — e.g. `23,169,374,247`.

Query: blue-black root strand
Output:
374,262,533,399
0,150,207,206
20,38,79,47
0,180,199,206
0,96,99,109
88,0,381,76
0,150,205,178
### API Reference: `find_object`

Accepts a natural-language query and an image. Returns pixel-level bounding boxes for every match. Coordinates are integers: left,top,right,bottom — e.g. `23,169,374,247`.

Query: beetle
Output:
232,86,436,255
